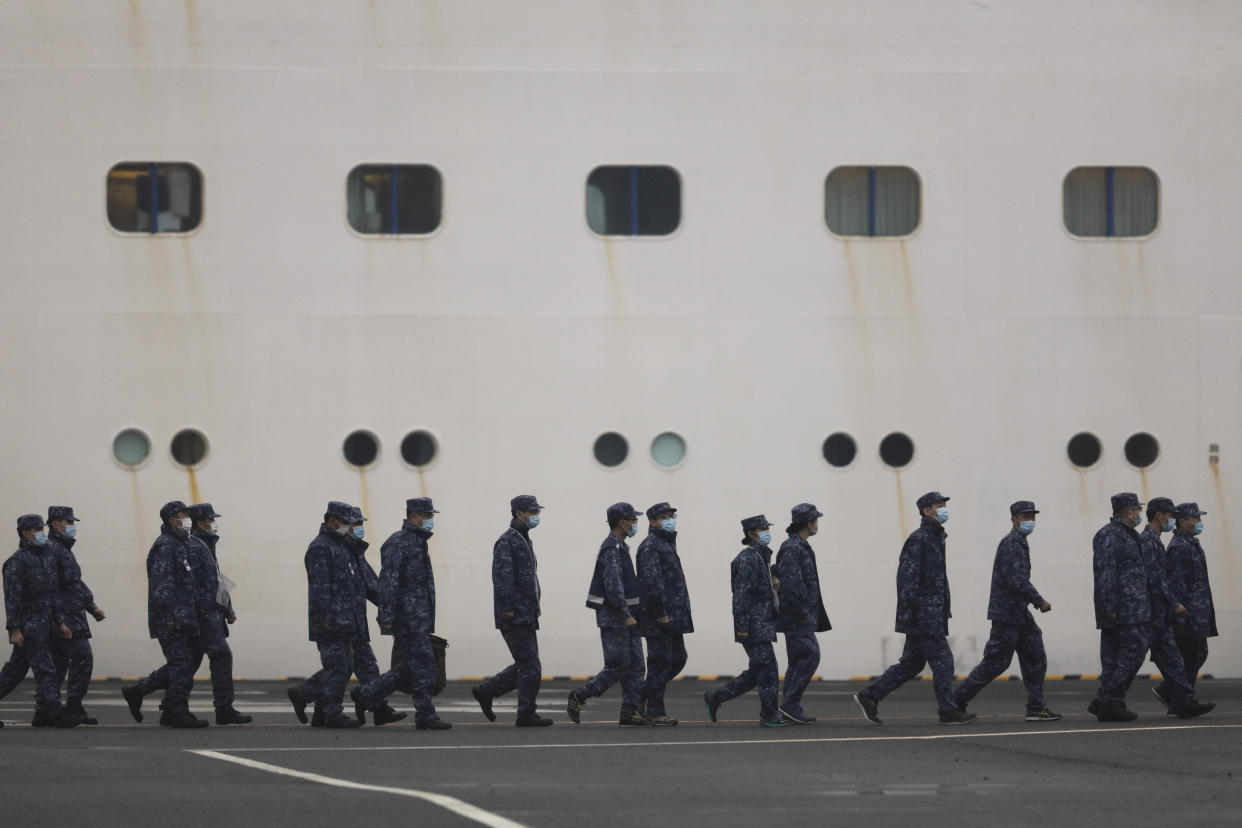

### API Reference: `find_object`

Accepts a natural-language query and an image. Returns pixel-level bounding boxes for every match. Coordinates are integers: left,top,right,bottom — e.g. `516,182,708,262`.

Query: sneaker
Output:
779,705,815,725
123,685,145,723
1025,708,1063,722
286,686,308,724
1151,685,1170,711
760,717,792,728
311,705,325,727
65,702,97,726
938,710,978,725
619,711,652,726
215,705,253,725
704,690,720,723
1176,700,1215,720
373,704,408,726
159,709,209,729
647,714,679,726
854,693,882,725
415,716,452,730
349,687,368,724
471,686,496,722
515,714,554,727
567,690,585,724
323,712,362,729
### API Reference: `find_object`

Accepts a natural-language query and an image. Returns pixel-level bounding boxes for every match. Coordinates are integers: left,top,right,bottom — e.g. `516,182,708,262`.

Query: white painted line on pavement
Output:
213,721,1242,752
189,749,529,828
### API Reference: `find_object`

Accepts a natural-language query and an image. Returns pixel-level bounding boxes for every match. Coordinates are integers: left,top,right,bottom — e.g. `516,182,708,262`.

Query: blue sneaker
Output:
704,690,720,723
760,717,792,728
779,704,815,724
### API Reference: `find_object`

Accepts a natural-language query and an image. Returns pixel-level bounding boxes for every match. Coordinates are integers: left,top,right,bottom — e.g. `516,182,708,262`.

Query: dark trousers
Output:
1160,625,1210,696
0,646,30,700
479,626,542,718
52,636,94,705
641,633,687,716
1096,624,1150,703
954,619,1047,711
155,635,195,712
138,630,235,708
357,631,437,722
781,632,820,709
1146,621,1194,706
0,639,62,712
579,626,645,712
863,634,957,714
713,640,779,720
296,638,354,717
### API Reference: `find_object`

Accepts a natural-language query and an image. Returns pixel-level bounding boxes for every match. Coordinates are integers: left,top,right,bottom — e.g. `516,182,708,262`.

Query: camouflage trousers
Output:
1160,624,1209,696
0,638,63,712
641,633,687,717
864,634,957,714
138,629,234,709
953,619,1046,711
478,626,542,718
713,640,779,721
297,637,380,717
154,635,196,712
578,626,645,713
357,631,437,722
52,636,94,705
781,632,821,708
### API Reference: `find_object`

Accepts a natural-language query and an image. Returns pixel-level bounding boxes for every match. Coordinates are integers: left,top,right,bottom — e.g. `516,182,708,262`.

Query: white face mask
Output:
179,517,192,531
209,521,219,534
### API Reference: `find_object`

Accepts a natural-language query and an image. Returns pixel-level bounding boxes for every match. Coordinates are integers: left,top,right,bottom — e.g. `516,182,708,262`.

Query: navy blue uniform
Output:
355,522,439,724
1163,529,1217,692
46,530,96,707
144,524,201,713
953,529,1048,712
710,542,781,721
773,533,831,712
477,521,543,718
577,535,645,713
861,516,957,714
636,526,692,717
1,540,64,714
1093,517,1157,705
1136,526,1194,708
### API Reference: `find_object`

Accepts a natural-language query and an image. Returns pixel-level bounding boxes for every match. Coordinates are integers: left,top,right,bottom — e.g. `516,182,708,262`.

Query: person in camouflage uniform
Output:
855,492,975,726
705,514,790,728
569,502,649,727
952,501,1059,721
1160,502,1217,697
472,495,552,727
45,506,102,725
350,497,449,730
773,502,831,725
636,501,693,726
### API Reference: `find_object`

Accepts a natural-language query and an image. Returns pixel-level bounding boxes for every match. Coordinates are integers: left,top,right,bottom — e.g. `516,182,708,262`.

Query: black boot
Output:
311,704,325,727
53,708,86,728
323,712,362,729
122,685,144,723
349,687,368,724
31,709,56,728
65,700,98,726
159,709,210,729
372,703,408,726
286,686,308,724
215,705,253,725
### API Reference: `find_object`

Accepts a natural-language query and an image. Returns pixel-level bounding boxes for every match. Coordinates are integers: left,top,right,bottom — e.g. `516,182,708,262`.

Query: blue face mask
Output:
1194,522,1204,535
626,523,637,538
65,524,77,539
935,508,949,525
757,530,772,545
527,514,540,528
351,526,365,540
421,518,434,532
1017,520,1035,536
660,518,677,533
1132,513,1144,528
32,531,48,546
1164,518,1176,531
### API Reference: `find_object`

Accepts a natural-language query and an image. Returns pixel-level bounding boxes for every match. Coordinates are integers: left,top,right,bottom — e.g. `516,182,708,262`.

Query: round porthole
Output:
113,428,151,468
401,430,438,468
879,432,915,469
650,432,686,469
822,432,857,468
1124,432,1159,469
593,432,628,467
170,428,209,468
343,430,380,469
1067,432,1103,469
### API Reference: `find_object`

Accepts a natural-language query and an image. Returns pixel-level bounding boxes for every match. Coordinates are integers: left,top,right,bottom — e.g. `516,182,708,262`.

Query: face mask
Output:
660,519,677,533
333,523,349,535
757,530,772,545
421,518,434,532
179,517,192,531
32,531,48,546
64,525,77,539
527,514,540,528
1018,520,1035,536
351,526,365,540
1164,518,1175,531
935,508,949,524
210,521,219,534
1132,513,1144,528
1194,522,1204,535
626,523,637,538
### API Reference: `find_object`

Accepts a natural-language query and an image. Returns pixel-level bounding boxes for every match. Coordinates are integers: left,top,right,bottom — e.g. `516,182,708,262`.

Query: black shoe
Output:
1095,700,1138,722
704,690,720,723
1176,700,1215,720
52,709,85,728
939,709,978,725
1087,698,1103,717
567,690,585,724
1025,708,1063,722
349,687,368,724
415,716,452,730
159,709,210,729
1151,685,1170,711
123,685,145,723
472,686,496,722
65,702,97,726
31,709,56,728
373,704,407,726
854,693,881,725
215,705,253,725
515,714,554,727
286,686,308,724
323,712,362,729
311,705,325,728
619,711,652,726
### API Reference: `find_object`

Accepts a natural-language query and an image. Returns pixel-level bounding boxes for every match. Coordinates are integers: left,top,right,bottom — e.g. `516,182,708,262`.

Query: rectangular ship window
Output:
107,163,203,234
347,164,442,235
825,166,920,238
1063,166,1158,238
586,165,681,236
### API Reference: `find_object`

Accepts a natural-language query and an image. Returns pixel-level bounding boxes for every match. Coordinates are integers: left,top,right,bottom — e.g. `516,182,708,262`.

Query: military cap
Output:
17,514,44,532
347,505,367,523
791,502,824,522
188,503,221,522
159,500,189,521
325,500,354,522
1009,500,1040,516
606,502,640,523
406,497,439,515
510,495,544,512
1110,492,1143,511
1175,502,1207,518
741,514,775,532
1146,497,1176,515
47,506,80,523
646,501,676,520
916,491,950,510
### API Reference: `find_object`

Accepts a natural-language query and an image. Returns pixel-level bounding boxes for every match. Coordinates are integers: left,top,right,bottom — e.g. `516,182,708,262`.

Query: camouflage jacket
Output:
147,524,200,640
731,541,777,643
1166,531,1218,638
636,527,694,635
586,534,640,629
774,534,831,634
3,540,60,639
492,520,541,630
376,522,436,636
48,530,98,638
895,517,951,635
986,529,1045,624
1092,517,1152,629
